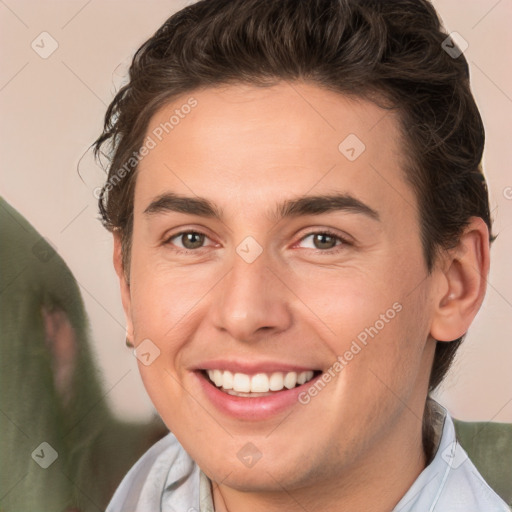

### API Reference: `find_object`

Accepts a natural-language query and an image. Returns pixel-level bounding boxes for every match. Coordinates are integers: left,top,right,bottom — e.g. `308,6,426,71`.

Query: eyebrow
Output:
143,192,380,222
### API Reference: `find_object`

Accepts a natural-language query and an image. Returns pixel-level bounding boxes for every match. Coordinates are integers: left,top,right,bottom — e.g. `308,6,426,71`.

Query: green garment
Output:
453,419,512,506
0,198,167,512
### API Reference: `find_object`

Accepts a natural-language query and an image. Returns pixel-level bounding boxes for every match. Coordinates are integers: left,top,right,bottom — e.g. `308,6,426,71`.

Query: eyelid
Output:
163,229,218,253
293,229,352,252
164,227,353,254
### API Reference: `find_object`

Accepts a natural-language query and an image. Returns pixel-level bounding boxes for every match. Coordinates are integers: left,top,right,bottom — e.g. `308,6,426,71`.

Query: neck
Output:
211,411,428,512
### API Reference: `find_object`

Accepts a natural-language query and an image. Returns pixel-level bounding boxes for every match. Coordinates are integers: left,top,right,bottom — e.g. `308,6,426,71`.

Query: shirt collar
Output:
393,400,457,511
199,470,215,512
153,400,506,511
195,400,451,512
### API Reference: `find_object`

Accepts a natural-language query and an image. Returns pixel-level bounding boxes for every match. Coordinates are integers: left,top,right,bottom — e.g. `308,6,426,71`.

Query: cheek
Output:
129,261,212,339
341,289,432,407
127,264,218,409
289,267,400,346
306,265,430,397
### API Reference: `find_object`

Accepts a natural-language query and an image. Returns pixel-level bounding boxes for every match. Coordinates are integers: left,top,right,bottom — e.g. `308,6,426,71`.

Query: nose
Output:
210,247,293,342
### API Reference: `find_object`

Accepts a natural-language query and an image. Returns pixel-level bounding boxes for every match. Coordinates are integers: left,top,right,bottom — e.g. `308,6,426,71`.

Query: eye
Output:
165,231,212,252
164,229,349,254
297,230,348,252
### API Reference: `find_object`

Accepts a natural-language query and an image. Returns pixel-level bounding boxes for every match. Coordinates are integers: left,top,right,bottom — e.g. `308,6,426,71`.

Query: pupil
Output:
183,232,204,249
181,233,335,250
315,233,335,249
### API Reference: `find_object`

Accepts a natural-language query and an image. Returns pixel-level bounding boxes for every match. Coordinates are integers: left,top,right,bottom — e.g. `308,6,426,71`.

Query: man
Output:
93,0,510,510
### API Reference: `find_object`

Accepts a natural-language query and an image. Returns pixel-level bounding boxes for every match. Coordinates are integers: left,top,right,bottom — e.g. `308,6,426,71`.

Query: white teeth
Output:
233,373,251,392
222,370,234,390
269,372,284,391
297,371,308,385
206,369,315,393
284,371,297,389
213,369,223,387
251,373,269,392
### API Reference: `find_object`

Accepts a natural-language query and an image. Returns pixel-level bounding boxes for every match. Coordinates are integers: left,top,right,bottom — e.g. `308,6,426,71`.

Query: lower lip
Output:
194,371,322,421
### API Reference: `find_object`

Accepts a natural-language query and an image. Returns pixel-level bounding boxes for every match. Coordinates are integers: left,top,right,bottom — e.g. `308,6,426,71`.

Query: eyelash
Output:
164,229,350,255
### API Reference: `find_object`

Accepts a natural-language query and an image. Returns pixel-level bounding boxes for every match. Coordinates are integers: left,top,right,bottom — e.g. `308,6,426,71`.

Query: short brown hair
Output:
93,0,494,439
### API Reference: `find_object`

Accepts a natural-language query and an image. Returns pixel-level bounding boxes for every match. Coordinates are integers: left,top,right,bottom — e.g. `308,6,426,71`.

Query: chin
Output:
210,465,300,492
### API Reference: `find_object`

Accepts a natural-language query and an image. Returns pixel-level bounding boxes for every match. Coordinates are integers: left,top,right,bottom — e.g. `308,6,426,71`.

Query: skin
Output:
113,81,489,512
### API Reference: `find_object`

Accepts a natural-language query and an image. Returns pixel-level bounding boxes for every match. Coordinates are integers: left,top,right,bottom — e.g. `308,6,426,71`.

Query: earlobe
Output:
430,217,490,343
113,232,134,342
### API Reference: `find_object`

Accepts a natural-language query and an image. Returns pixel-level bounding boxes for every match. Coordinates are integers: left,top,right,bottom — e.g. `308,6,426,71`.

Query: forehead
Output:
134,82,416,224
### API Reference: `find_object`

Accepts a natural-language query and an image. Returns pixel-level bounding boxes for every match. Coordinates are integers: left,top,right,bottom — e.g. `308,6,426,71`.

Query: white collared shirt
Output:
106,402,510,511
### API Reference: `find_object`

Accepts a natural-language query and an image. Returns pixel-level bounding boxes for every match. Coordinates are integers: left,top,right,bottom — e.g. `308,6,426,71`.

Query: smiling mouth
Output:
202,369,322,397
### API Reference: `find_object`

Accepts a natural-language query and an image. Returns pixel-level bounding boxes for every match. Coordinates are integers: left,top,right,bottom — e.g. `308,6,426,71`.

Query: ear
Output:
430,217,490,342
113,232,134,344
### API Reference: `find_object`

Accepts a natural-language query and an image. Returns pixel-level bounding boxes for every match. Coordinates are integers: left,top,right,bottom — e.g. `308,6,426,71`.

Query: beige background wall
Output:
1,0,511,422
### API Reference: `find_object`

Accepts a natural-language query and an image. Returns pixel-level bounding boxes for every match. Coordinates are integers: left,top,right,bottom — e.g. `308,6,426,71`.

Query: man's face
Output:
119,82,439,491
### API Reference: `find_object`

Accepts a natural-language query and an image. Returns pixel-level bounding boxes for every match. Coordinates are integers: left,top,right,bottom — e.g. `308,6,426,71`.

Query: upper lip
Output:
194,359,321,375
